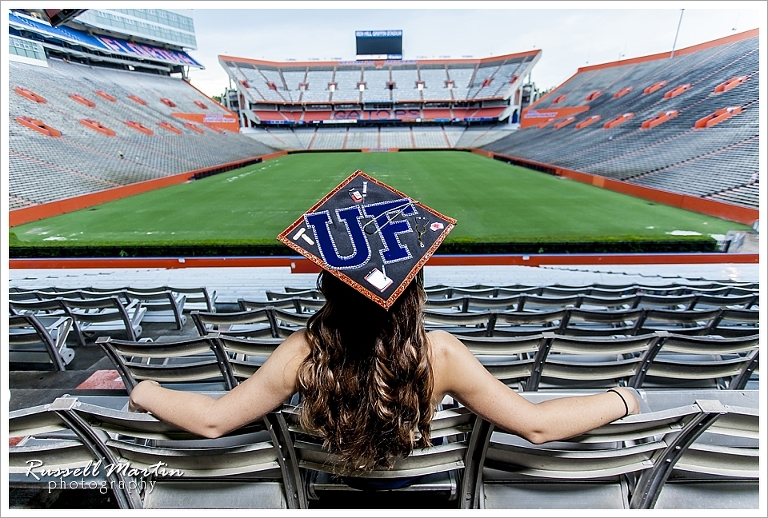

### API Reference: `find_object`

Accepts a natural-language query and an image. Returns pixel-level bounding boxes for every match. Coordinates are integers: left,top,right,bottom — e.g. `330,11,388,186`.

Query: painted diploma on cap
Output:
277,170,456,309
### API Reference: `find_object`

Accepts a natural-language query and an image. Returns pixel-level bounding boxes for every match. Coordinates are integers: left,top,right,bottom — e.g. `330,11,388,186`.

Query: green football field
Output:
10,151,748,251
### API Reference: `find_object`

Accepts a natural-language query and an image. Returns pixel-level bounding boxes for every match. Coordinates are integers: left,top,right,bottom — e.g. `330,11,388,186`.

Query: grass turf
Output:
10,151,748,254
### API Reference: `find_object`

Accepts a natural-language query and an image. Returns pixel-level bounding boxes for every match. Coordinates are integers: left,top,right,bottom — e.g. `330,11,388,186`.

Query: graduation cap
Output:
278,170,456,309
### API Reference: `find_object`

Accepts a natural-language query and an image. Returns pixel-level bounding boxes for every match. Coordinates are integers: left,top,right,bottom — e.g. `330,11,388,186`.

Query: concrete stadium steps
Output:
628,136,758,197
380,126,414,148
344,127,379,149
411,127,447,148
240,125,517,152
455,125,516,148
710,183,759,207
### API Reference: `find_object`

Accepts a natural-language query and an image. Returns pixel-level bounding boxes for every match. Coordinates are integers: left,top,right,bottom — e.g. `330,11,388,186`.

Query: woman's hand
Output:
128,380,160,413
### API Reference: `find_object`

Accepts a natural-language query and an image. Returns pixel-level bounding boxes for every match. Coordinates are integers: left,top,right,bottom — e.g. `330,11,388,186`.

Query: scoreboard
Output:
355,30,403,60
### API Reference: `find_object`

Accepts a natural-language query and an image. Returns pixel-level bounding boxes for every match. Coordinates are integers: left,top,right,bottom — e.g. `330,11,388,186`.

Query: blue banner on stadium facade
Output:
9,11,203,68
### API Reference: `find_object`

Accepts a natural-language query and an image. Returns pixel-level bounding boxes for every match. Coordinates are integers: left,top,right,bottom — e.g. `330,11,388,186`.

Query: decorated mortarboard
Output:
277,170,456,309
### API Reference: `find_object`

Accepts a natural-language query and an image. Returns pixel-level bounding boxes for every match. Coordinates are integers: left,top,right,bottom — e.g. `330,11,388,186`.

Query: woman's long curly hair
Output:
297,269,434,472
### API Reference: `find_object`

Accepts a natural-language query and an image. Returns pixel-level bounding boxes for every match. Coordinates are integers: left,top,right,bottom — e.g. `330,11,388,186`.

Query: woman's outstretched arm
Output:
128,330,310,438
429,330,640,444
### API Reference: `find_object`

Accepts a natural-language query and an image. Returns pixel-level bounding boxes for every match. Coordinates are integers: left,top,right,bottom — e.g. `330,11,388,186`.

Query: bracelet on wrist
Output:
607,388,629,417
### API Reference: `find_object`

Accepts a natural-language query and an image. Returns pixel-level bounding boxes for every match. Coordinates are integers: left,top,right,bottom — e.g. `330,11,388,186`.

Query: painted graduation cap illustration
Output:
278,170,456,309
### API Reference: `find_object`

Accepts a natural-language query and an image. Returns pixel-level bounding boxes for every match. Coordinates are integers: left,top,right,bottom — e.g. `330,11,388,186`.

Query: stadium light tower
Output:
670,9,685,58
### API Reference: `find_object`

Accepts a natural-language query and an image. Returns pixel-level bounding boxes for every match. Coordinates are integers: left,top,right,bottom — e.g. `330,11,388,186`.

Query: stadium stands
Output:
220,52,537,125
482,31,759,208
380,126,415,148
8,32,760,215
9,58,277,209
345,126,379,149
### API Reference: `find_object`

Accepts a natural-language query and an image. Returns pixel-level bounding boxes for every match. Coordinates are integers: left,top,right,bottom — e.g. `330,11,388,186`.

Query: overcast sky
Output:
182,2,765,98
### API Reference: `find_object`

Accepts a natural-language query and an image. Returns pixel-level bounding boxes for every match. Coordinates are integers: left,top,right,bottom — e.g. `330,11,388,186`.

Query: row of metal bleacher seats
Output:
8,286,217,370
222,283,759,393
455,124,517,148
110,281,758,394
310,128,346,149
711,180,760,207
9,383,758,509
249,282,760,336
279,389,760,509
422,306,758,338
10,285,215,310
9,314,75,371
9,294,147,348
9,278,757,379
239,295,759,340
13,279,752,370
9,278,759,508
424,291,757,311
344,127,379,148
422,280,760,297
380,126,416,148
95,323,759,394
9,394,304,509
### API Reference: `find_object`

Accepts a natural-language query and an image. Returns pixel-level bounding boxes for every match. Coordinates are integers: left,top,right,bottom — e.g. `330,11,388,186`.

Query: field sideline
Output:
9,151,748,253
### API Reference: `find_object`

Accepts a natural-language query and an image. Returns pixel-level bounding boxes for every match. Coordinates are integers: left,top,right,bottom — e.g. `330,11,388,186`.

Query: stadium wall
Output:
9,152,288,227
8,251,758,271
171,112,240,132
520,107,590,129
174,79,241,131
489,152,759,226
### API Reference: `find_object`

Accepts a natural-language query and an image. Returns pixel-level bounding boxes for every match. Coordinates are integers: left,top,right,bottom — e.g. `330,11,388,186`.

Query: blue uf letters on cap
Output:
277,170,456,309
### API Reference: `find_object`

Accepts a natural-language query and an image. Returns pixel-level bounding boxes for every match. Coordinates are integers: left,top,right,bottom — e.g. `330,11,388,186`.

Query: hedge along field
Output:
9,151,749,255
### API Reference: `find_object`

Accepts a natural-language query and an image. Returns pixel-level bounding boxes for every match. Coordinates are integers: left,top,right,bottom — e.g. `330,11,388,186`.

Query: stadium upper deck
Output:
9,9,200,77
218,50,541,127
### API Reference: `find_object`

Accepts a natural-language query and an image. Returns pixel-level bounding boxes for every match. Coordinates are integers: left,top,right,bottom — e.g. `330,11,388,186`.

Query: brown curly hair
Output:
297,269,434,472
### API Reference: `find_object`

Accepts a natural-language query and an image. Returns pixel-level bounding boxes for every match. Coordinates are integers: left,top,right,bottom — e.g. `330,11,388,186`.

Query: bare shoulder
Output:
427,330,469,363
259,329,311,373
243,328,312,395
277,328,312,362
427,330,476,403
